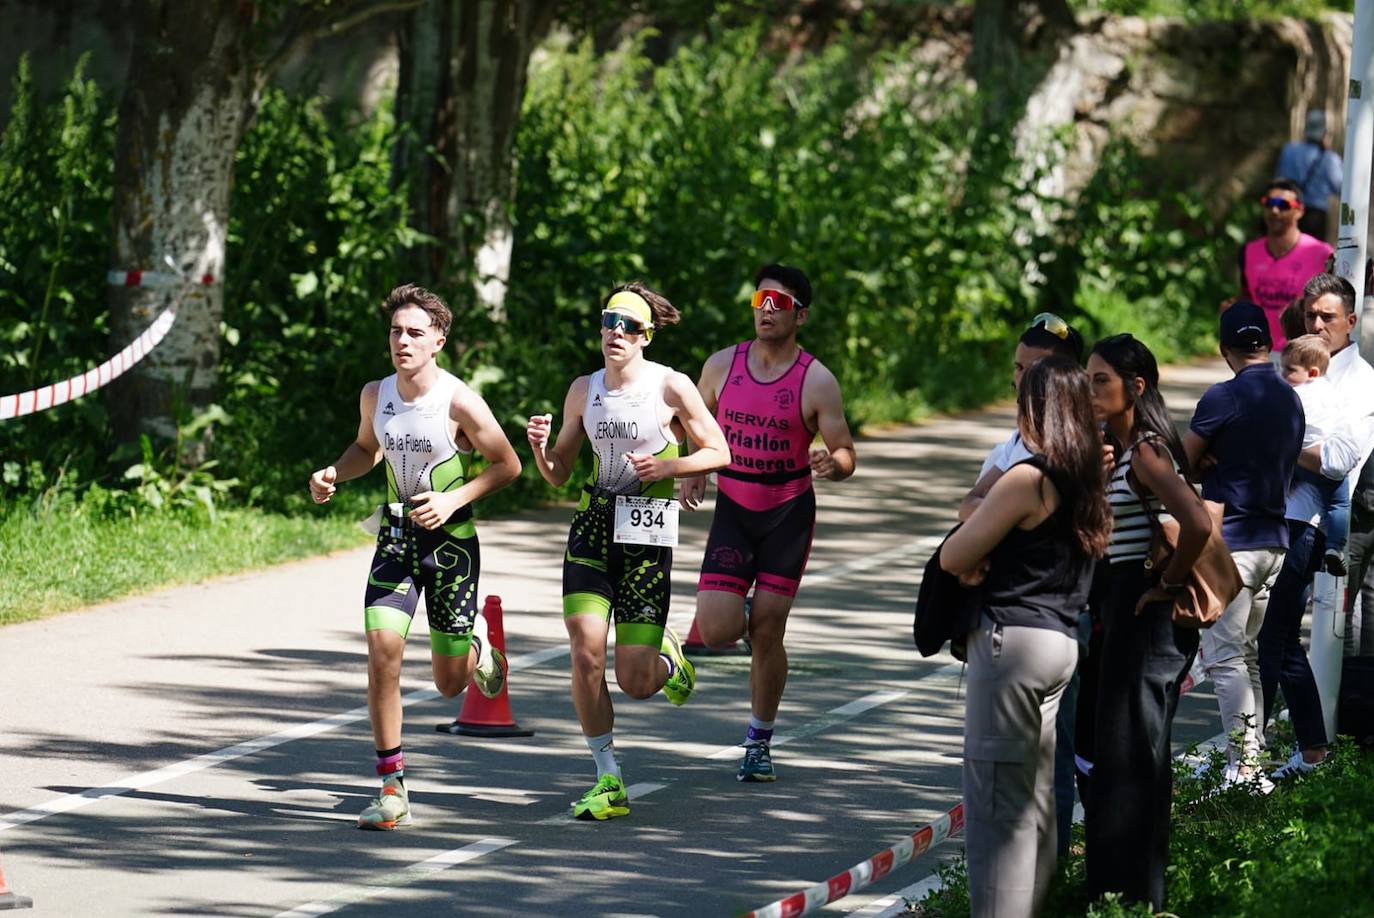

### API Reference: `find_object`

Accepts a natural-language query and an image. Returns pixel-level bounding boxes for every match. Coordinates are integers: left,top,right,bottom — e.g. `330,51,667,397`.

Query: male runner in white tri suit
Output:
309,284,522,830
526,282,729,820
681,264,857,782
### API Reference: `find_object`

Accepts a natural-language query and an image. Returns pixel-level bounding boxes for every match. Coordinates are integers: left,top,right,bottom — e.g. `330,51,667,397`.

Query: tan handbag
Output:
1135,491,1242,628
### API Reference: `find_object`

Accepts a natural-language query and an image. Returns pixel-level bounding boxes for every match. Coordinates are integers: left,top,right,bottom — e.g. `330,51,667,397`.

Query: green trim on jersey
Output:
578,439,681,505
385,462,400,504
430,450,469,493
429,628,473,657
564,591,612,619
365,605,413,638
616,622,665,648
642,440,680,499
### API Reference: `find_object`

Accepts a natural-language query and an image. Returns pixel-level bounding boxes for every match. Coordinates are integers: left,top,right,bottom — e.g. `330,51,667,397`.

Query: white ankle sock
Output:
586,731,621,779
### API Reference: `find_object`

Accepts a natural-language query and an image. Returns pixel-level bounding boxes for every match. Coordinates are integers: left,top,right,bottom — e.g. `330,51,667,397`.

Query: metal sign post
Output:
1312,0,1374,739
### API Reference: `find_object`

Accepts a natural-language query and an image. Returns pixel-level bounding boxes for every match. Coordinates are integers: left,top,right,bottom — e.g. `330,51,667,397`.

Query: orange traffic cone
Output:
436,596,535,738
0,850,32,910
682,597,752,657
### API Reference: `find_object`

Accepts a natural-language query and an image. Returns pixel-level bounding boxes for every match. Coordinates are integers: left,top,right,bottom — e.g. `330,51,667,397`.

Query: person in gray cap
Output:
1275,109,1343,241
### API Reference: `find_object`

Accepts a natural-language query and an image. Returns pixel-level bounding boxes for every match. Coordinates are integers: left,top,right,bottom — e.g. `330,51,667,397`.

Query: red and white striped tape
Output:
0,306,177,421
107,270,215,287
746,802,965,918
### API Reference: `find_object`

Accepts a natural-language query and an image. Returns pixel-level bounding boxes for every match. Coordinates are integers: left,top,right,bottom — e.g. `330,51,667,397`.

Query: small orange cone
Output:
436,595,535,738
0,850,32,910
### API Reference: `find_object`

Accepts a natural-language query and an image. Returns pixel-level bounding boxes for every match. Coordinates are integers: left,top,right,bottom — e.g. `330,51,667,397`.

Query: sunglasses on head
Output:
1261,195,1299,211
1029,312,1070,340
601,310,652,337
751,289,801,312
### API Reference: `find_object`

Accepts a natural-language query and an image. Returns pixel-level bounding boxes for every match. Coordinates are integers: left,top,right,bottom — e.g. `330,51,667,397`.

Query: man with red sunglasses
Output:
1236,178,1332,349
680,263,857,783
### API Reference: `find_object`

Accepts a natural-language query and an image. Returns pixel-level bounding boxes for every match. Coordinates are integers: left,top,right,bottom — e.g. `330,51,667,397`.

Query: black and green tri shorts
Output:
562,490,671,648
363,505,480,657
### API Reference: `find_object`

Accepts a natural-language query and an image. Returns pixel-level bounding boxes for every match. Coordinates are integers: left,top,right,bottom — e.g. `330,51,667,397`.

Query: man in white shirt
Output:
1297,273,1374,653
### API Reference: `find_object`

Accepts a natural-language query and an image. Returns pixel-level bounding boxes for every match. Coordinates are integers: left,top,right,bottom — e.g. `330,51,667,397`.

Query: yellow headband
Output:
605,290,654,330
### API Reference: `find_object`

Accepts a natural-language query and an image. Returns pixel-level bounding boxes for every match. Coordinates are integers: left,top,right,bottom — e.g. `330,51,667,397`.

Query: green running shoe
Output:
660,626,696,706
737,742,777,782
572,773,630,821
358,776,412,830
473,641,507,700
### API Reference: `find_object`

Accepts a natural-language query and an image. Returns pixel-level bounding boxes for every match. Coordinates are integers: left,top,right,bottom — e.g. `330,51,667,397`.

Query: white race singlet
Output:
373,370,470,503
582,362,679,499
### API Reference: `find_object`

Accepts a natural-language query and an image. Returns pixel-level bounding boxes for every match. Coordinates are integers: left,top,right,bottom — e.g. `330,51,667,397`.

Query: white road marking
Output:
272,837,517,917
846,872,947,917
296,669,961,916
537,781,667,825
0,644,568,834
708,664,960,760
805,535,943,586
0,541,955,836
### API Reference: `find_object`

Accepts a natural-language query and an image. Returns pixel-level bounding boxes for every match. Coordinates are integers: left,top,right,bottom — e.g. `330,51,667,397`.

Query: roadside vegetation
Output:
2,23,1247,620
912,732,1374,916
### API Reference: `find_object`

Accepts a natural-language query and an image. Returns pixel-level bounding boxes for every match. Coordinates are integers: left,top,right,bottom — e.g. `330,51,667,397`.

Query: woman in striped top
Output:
1083,335,1213,911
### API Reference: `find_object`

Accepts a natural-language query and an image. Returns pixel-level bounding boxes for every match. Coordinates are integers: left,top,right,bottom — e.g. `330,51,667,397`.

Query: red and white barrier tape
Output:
746,802,965,918
107,270,215,287
0,306,177,421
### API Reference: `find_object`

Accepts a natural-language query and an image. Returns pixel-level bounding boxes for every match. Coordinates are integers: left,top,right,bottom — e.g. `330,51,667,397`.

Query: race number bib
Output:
614,495,679,547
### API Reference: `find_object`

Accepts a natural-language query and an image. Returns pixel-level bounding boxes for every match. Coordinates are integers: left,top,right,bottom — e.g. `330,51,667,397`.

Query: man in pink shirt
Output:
1237,178,1333,349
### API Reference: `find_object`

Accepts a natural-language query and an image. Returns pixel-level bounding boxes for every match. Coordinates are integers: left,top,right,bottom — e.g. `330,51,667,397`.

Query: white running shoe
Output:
471,614,507,699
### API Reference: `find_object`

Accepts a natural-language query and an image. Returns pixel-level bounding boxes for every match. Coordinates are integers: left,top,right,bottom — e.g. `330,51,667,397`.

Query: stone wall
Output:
0,2,1361,223
1018,13,1357,214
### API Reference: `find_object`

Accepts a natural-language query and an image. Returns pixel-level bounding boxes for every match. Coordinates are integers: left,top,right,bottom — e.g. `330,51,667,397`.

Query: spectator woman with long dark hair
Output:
1083,334,1213,909
940,357,1111,918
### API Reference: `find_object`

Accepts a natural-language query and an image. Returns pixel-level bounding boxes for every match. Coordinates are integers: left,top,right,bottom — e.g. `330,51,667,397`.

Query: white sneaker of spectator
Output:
1220,763,1275,796
1271,751,1322,781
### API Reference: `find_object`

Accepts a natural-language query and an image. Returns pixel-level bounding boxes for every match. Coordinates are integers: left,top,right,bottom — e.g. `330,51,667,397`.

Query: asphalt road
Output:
0,361,1229,917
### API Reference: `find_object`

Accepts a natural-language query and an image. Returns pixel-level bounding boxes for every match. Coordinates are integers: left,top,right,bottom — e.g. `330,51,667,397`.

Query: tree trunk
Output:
108,0,255,448
971,0,1075,126
394,0,453,281
396,0,554,317
447,0,555,318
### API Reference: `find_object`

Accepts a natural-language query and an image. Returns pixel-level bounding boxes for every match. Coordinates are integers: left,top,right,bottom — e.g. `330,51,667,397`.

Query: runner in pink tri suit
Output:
680,263,857,782
1238,178,1333,349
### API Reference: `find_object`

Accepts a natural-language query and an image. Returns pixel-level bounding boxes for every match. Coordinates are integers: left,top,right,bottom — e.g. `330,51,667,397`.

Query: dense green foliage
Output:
1070,0,1351,19
506,28,1239,429
913,739,1374,916
0,56,117,512
0,495,366,625
1,25,1243,566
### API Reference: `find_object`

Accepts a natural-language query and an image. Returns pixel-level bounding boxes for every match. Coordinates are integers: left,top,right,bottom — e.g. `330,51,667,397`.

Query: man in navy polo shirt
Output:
1184,301,1304,784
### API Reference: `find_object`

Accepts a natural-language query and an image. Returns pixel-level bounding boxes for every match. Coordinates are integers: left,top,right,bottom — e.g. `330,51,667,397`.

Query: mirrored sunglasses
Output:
601,311,652,336
1029,312,1070,340
1261,195,1298,211
751,289,800,311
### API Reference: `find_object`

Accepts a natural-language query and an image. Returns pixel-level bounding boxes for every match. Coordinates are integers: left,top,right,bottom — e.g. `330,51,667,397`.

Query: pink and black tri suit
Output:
698,341,817,598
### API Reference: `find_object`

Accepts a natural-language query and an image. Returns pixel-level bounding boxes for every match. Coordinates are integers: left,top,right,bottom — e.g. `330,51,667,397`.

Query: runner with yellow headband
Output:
526,282,730,821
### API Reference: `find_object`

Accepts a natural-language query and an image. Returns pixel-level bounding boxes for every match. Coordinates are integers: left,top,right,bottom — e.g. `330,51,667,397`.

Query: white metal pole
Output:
1312,0,1374,741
